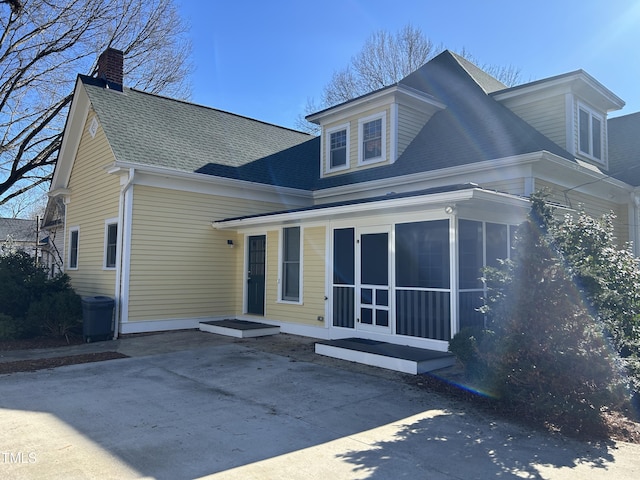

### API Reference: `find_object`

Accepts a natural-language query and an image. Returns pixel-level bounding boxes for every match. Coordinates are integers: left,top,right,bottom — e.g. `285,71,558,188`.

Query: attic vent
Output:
89,117,99,138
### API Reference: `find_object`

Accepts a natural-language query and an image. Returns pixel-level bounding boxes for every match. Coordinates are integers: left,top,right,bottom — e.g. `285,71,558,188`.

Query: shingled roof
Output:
0,218,37,243
314,51,575,190
81,50,576,193
82,75,318,188
608,112,640,186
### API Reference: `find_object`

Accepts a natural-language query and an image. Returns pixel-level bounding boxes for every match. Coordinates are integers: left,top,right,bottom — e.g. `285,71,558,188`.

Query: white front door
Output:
356,226,391,333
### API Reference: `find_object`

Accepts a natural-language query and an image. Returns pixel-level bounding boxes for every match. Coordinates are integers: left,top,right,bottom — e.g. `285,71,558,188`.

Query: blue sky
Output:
176,0,640,129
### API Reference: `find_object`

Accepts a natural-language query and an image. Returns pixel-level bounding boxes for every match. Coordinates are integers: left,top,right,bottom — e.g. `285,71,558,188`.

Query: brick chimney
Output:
97,48,124,89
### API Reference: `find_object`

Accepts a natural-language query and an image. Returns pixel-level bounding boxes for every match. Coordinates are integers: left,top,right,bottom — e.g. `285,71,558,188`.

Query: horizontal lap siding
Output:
505,95,567,148
265,226,327,325
481,178,525,196
397,105,431,158
65,110,119,297
127,186,283,322
536,179,629,245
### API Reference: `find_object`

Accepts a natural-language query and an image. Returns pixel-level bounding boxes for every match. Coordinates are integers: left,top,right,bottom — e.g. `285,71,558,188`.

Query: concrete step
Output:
315,337,455,375
199,319,280,338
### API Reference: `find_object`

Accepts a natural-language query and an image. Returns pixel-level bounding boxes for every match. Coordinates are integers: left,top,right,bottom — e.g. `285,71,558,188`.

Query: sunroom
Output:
214,184,531,354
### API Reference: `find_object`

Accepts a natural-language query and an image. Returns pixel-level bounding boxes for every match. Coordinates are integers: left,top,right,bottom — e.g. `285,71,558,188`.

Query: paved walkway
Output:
1,330,639,479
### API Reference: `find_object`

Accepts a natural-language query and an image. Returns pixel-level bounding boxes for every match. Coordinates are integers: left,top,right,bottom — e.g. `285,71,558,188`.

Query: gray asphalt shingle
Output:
80,50,579,193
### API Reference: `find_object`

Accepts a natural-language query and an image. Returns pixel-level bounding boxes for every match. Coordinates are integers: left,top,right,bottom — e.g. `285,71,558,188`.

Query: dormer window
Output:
578,103,604,162
326,123,350,172
363,119,382,159
358,112,386,165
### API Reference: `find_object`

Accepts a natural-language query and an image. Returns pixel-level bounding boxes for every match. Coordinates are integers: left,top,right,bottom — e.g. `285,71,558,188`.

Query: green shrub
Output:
26,290,82,339
0,251,82,340
0,313,18,340
448,327,493,381
476,194,628,434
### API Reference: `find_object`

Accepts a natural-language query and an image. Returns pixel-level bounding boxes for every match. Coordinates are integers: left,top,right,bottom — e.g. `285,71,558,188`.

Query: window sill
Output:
277,299,303,306
358,156,386,166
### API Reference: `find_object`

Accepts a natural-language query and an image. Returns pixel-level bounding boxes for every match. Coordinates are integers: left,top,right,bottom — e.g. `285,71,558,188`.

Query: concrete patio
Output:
0,330,638,479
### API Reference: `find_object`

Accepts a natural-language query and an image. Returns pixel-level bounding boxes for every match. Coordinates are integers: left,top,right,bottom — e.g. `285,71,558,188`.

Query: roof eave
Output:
305,84,445,125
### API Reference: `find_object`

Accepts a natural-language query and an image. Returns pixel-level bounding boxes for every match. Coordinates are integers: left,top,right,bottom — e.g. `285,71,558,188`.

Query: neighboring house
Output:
0,217,38,257
47,48,639,355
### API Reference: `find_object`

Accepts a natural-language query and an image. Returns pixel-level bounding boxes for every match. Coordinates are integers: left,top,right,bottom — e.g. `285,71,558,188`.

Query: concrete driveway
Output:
1,331,638,479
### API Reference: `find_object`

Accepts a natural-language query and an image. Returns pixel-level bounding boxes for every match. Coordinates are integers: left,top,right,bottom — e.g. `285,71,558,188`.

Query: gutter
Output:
113,167,135,339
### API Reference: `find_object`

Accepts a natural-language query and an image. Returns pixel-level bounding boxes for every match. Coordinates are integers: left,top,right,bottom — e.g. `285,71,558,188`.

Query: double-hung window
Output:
281,226,301,302
578,104,603,162
362,119,382,160
358,113,386,164
326,123,349,172
104,221,118,269
68,227,79,270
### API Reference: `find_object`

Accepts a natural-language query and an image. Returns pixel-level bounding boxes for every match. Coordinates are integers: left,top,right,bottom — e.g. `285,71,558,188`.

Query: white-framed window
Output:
358,112,386,165
578,103,604,162
68,227,79,270
326,123,350,172
280,226,302,302
104,219,118,269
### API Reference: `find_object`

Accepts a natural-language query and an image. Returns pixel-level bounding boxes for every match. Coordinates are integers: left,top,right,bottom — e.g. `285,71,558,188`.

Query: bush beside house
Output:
449,193,639,434
0,251,81,340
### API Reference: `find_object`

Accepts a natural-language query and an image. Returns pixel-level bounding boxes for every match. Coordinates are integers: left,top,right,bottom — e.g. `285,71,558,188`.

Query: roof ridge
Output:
447,51,508,94
79,75,314,138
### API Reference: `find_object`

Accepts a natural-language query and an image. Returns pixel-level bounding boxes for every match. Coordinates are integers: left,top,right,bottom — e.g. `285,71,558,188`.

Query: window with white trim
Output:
578,104,604,162
358,112,386,164
104,221,118,269
68,227,79,270
326,123,350,172
281,226,301,302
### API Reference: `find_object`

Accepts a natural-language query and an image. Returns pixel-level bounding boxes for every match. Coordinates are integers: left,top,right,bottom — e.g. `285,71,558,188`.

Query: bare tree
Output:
324,25,439,106
0,0,192,212
297,24,522,133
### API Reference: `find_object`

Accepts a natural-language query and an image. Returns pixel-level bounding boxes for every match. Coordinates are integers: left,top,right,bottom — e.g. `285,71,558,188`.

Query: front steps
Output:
315,337,455,374
199,319,280,338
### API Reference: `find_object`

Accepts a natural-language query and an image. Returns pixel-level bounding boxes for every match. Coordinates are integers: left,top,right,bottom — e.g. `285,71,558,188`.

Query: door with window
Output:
357,226,391,333
247,235,266,315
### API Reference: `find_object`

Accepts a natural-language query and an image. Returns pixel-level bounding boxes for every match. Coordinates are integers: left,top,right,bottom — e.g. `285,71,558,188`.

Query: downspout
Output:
114,168,135,339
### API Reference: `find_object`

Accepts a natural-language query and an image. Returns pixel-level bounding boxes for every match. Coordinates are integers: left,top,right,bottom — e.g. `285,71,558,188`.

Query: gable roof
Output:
314,51,576,190
0,218,37,243
608,112,640,186
72,50,598,195
81,75,318,187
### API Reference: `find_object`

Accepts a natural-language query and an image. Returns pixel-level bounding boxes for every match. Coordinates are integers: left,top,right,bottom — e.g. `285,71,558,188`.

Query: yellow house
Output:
47,49,639,372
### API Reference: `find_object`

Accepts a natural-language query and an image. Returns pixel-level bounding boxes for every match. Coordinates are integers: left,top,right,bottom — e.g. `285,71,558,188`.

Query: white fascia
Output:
50,79,91,191
536,152,632,202
214,188,530,231
106,161,313,206
313,151,545,203
307,84,445,125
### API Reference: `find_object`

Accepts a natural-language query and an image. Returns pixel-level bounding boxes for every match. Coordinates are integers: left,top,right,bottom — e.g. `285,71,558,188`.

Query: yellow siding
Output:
323,106,391,176
127,186,285,322
397,104,431,158
65,110,120,297
535,179,629,245
506,95,566,148
481,178,526,196
265,226,327,326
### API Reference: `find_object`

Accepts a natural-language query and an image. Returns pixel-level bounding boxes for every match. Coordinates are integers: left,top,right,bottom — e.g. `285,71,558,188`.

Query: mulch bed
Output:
409,368,640,445
0,335,128,375
0,351,129,375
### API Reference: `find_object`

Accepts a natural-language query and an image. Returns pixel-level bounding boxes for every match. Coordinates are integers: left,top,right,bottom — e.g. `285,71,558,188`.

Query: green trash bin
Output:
82,296,114,342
